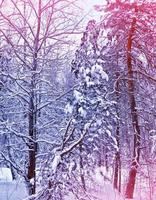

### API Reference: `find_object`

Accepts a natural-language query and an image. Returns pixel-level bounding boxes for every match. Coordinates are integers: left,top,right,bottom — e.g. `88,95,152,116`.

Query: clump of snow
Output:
51,153,61,173
101,70,109,81
73,90,83,102
0,168,13,182
64,103,73,114
96,119,102,126
78,106,87,117
106,129,111,137
106,110,110,116
30,178,34,185
91,64,109,81
84,122,91,131
85,67,90,74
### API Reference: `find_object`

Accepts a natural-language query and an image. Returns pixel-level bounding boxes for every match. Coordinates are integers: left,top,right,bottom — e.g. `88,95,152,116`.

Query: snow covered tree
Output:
65,19,119,198
0,0,82,195
0,0,156,199
33,19,119,200
95,0,156,198
67,0,156,198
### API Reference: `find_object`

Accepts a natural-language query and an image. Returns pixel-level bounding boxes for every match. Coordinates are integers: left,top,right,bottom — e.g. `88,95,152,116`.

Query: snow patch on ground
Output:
0,180,28,200
0,167,13,182
64,182,124,200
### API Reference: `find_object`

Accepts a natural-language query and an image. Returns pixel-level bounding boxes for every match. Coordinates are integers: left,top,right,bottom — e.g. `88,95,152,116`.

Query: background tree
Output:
97,0,156,198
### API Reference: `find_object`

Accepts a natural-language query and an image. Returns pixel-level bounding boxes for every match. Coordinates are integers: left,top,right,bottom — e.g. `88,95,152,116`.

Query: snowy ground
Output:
0,180,28,200
0,168,28,200
64,167,124,200
0,168,13,182
0,166,154,200
64,182,124,200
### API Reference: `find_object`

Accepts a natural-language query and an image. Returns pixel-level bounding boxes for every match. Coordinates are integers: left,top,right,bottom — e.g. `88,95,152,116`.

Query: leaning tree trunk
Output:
125,14,141,199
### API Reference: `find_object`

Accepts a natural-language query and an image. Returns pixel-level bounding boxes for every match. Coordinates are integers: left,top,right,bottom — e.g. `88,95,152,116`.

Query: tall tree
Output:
0,0,82,195
98,0,156,198
68,20,118,198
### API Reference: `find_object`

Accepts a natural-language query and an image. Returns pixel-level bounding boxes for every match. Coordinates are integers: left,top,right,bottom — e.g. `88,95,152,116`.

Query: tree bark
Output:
113,72,121,192
125,14,141,199
114,126,121,191
27,94,37,195
79,143,86,191
27,0,41,195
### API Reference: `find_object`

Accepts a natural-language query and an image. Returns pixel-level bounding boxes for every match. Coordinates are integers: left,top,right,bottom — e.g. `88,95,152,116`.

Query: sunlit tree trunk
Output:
125,12,141,199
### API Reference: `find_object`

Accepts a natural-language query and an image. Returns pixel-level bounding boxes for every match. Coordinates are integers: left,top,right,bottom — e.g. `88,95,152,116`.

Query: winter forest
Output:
0,0,156,200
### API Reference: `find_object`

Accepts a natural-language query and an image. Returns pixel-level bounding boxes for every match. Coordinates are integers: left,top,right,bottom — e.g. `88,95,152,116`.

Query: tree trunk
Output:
27,94,37,195
125,14,141,199
27,0,41,195
79,143,86,191
114,126,121,191
113,72,121,192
